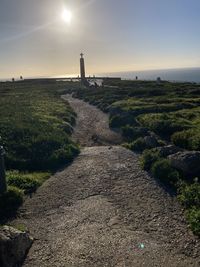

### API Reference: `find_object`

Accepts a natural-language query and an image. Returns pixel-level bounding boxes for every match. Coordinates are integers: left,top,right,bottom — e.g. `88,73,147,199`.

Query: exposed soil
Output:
12,95,199,267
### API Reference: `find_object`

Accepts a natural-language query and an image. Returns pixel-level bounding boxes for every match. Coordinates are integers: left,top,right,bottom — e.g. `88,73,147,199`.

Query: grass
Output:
14,223,27,232
186,207,200,235
140,149,161,171
0,79,80,221
69,80,200,148
64,79,200,236
172,129,200,151
68,80,200,152
6,171,50,194
124,137,148,152
178,181,200,235
0,80,80,171
1,79,199,234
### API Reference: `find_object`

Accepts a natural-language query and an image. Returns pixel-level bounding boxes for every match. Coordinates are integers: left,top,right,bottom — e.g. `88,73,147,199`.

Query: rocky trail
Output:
13,95,199,267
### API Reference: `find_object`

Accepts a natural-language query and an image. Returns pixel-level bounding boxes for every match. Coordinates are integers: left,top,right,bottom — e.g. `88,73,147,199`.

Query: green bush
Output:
138,113,191,137
125,138,147,152
186,207,200,236
7,171,41,194
5,131,80,171
0,186,23,219
172,129,200,151
141,149,161,171
109,115,122,128
178,182,200,208
109,115,128,128
151,159,180,185
109,114,136,129
153,119,186,136
49,144,79,169
121,126,148,141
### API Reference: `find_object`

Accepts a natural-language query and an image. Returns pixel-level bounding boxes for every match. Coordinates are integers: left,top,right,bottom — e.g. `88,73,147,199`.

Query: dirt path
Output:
61,95,122,146
13,95,199,267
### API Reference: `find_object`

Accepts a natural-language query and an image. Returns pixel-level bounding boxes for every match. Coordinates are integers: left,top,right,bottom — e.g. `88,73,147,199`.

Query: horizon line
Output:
0,66,200,81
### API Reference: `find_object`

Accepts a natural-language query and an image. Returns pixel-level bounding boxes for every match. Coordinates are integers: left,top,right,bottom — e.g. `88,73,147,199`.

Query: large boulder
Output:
168,151,200,178
156,145,182,157
0,225,33,267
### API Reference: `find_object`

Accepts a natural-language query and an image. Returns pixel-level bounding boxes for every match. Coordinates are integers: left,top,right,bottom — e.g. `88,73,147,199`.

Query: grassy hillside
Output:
67,80,200,235
0,80,80,220
71,80,200,151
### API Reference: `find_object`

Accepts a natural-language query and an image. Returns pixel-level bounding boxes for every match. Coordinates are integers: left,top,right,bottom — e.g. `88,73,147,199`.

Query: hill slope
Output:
13,95,199,267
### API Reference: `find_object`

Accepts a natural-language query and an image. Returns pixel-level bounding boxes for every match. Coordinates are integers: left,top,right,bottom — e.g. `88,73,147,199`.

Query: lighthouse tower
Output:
80,53,86,81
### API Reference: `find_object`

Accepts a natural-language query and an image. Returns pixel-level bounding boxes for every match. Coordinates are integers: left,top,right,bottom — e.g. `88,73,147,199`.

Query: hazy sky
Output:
0,0,200,78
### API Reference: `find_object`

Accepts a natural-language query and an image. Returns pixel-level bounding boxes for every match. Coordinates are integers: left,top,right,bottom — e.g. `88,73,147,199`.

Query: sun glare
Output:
62,9,72,24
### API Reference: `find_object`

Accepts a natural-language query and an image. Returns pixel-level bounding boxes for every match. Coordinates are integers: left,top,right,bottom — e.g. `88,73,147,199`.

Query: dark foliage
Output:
0,187,23,219
151,159,180,186
141,149,161,171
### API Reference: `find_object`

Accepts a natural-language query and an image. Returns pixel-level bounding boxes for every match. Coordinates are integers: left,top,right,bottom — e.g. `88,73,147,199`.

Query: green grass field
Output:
1,79,199,234
0,80,80,221
70,80,200,150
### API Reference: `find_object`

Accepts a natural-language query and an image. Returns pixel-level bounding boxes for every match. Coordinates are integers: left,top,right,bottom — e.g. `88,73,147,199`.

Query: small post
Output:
0,146,7,194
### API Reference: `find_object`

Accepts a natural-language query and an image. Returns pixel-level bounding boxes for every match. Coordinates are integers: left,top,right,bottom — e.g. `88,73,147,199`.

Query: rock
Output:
144,135,159,148
156,145,182,157
168,151,200,178
0,225,33,267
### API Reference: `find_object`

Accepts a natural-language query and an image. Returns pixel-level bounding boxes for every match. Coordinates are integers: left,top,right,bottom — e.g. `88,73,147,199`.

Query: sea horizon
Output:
99,67,200,83
1,67,200,83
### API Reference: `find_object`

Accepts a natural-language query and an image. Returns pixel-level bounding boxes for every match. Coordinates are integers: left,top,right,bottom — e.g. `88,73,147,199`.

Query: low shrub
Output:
171,129,200,151
125,138,148,152
49,143,80,170
138,114,191,137
6,171,51,194
6,136,80,171
109,114,136,129
7,171,41,194
186,207,200,236
109,115,124,128
178,182,200,208
141,149,161,171
151,159,180,185
0,186,23,219
154,120,187,136
121,126,148,141
157,139,166,146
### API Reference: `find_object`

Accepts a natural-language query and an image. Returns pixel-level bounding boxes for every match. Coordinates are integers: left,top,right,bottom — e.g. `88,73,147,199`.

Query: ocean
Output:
1,67,200,83
99,67,200,83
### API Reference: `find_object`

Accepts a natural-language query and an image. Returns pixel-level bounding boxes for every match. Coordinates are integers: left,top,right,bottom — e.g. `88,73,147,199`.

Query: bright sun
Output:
62,9,72,24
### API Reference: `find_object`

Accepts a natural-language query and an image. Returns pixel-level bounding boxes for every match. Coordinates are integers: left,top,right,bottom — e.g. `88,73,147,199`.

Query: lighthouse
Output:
80,53,86,81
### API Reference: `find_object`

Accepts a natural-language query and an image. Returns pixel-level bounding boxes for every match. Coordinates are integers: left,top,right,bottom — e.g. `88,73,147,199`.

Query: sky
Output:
0,0,200,79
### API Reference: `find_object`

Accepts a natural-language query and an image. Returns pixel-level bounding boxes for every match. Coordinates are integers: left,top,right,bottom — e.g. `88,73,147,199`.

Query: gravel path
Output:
61,95,122,147
13,95,199,267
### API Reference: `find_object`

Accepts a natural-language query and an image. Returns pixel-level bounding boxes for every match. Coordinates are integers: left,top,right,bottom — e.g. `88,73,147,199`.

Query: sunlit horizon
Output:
0,0,200,79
